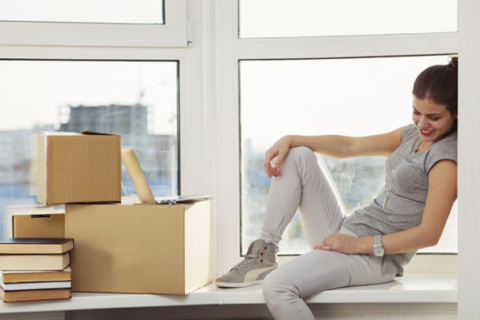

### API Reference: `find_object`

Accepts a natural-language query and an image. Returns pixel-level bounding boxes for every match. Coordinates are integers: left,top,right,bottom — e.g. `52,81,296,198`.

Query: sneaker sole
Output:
215,280,264,288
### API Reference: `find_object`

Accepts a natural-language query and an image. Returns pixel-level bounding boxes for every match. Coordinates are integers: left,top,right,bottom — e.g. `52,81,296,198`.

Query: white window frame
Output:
0,0,187,47
0,0,478,316
0,1,207,226
214,0,459,275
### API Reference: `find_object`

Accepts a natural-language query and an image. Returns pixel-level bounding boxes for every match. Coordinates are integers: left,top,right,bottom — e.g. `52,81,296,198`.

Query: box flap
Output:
37,135,46,204
41,131,81,136
12,209,65,215
81,130,118,136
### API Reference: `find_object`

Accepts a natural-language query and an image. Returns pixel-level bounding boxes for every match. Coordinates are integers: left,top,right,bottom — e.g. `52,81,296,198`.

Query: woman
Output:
216,57,458,320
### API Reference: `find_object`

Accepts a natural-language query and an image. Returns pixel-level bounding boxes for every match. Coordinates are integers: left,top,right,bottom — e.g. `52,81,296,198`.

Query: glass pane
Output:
240,56,457,255
0,60,178,240
240,0,457,38
0,0,164,24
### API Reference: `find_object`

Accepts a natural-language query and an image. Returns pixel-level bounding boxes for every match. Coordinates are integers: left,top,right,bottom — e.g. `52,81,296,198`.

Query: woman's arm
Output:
264,127,404,178
291,127,404,159
316,159,457,254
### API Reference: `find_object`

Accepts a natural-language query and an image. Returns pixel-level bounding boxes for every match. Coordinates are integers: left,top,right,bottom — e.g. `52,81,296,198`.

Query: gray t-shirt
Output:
342,124,457,276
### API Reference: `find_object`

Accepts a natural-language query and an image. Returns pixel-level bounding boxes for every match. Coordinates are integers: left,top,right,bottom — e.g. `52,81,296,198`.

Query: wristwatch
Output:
372,235,385,257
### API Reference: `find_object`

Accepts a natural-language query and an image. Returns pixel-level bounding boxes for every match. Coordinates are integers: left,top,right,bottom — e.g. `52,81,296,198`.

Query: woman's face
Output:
412,95,457,143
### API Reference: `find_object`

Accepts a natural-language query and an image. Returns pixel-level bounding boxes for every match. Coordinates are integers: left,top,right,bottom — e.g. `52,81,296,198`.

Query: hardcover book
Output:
0,252,70,271
0,238,73,254
0,280,71,291
2,267,71,283
0,288,71,302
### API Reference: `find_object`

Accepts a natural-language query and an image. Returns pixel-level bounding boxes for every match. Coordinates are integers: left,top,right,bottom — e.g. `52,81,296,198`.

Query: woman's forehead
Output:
412,96,447,113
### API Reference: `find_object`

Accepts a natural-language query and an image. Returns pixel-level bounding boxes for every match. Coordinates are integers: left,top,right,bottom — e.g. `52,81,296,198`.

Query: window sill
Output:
0,273,457,315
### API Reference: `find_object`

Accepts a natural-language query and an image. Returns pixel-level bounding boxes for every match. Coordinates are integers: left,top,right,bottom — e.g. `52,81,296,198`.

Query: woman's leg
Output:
217,146,359,289
260,146,346,251
259,146,394,319
262,250,395,320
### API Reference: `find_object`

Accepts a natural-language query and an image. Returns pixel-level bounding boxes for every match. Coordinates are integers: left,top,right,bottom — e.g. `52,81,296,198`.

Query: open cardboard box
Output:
37,131,121,206
65,199,215,295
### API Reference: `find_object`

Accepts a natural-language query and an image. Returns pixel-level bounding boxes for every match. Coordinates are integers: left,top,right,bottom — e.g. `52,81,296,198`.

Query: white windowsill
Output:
0,273,457,315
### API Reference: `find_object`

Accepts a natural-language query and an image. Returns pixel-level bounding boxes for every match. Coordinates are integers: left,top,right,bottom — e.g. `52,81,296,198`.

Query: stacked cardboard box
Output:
36,131,121,206
11,131,214,296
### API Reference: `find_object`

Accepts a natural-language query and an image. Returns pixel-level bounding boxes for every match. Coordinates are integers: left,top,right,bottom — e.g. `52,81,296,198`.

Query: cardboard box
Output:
37,131,121,206
6,205,65,239
65,200,214,295
13,213,65,239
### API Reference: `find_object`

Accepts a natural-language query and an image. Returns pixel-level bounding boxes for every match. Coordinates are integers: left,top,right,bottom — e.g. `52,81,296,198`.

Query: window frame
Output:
0,1,207,234
0,0,187,47
214,0,459,275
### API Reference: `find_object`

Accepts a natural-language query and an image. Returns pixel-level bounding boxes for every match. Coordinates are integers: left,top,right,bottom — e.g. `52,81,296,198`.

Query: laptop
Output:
121,148,213,205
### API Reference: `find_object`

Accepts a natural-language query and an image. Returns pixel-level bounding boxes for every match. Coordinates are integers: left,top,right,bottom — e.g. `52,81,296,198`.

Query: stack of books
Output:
0,238,73,302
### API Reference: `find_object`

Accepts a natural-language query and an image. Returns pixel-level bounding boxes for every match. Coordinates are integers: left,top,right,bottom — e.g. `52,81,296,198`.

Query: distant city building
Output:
0,124,54,185
59,104,177,195
59,104,149,135
0,104,177,194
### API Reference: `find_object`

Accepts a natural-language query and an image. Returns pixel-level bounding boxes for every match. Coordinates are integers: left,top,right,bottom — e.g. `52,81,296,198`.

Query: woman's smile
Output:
419,129,435,136
412,96,457,143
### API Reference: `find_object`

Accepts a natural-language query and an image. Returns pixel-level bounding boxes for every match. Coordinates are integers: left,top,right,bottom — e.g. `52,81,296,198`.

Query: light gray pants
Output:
259,146,395,320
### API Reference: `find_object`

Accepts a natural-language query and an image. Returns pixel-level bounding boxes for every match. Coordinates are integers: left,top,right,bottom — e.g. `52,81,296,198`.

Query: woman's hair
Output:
412,56,458,131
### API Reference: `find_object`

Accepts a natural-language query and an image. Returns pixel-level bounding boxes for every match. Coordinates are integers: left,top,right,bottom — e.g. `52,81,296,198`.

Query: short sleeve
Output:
401,124,418,143
424,133,458,173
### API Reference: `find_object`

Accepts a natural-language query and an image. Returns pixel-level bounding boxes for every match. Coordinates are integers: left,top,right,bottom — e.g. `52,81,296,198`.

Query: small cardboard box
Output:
13,213,65,239
65,200,214,295
6,206,65,239
37,131,121,206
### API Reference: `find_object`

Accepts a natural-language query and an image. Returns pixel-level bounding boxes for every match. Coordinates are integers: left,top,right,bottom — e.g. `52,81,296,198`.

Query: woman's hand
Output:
263,136,292,178
314,233,365,254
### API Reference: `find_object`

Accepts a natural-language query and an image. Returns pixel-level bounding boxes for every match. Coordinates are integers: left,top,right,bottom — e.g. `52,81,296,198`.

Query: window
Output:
0,60,179,240
0,0,186,47
239,0,457,38
240,56,457,255
0,0,205,244
0,1,204,243
214,1,459,274
0,0,165,24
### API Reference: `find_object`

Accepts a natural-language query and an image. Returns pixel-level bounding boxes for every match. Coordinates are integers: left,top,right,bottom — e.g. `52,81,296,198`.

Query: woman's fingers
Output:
263,150,277,177
315,234,360,254
263,162,271,178
315,244,332,251
275,148,289,171
264,151,283,178
264,137,291,178
264,161,281,178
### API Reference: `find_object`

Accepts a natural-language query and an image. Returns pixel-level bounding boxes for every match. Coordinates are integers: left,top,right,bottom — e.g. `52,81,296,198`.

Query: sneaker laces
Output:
233,253,259,270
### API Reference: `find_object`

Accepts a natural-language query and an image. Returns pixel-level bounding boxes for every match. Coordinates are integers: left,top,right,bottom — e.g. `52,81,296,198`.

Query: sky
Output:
240,55,451,152
0,0,455,139
240,0,457,38
0,55,452,144
0,61,177,135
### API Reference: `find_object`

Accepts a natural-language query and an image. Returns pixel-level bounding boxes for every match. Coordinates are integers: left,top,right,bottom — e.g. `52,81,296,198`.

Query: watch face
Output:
373,245,385,256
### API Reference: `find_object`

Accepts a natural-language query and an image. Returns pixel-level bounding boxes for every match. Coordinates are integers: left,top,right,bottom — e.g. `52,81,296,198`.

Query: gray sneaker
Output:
215,239,277,288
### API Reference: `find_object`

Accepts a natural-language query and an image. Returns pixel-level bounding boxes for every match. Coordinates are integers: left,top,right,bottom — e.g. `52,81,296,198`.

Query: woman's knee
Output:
262,270,299,304
262,272,277,301
286,146,316,164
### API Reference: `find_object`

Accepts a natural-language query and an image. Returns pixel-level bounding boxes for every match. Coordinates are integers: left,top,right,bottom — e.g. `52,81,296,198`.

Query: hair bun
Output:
449,56,458,69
